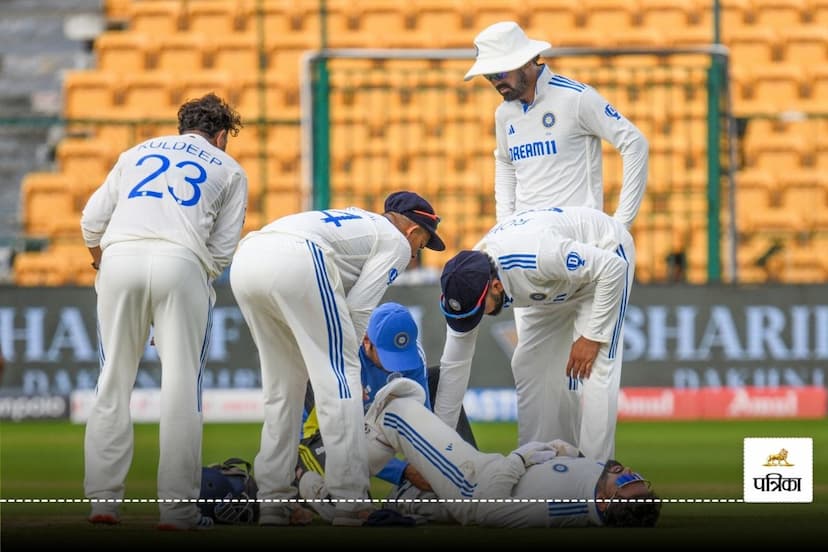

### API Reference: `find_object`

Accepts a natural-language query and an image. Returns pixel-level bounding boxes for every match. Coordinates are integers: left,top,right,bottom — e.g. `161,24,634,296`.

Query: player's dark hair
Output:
604,490,661,528
485,254,499,280
178,93,242,138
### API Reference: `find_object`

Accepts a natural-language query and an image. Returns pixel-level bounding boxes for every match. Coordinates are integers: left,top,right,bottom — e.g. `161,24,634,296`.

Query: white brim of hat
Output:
464,40,551,81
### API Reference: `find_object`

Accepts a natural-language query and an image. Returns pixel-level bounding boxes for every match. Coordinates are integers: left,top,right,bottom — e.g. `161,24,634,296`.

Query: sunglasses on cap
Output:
440,281,490,320
484,71,509,82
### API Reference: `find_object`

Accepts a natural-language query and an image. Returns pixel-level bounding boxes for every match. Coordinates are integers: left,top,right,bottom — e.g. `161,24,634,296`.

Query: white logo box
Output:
744,437,813,503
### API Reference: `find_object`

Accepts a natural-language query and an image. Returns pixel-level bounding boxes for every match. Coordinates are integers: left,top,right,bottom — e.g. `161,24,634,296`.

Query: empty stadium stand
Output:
7,0,827,285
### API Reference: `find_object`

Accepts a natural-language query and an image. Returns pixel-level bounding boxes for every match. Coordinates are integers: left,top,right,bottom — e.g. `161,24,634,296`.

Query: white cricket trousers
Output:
84,240,212,525
365,389,523,526
230,233,370,508
512,236,636,461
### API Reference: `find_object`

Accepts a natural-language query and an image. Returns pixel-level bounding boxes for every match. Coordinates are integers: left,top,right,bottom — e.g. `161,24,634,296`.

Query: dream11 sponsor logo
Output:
744,438,812,503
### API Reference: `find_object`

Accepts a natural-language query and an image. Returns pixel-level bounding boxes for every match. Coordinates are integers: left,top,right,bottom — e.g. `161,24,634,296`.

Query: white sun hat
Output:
464,21,551,81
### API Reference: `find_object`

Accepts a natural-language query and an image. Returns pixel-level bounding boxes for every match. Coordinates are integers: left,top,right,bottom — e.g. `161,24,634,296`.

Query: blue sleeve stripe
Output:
548,502,589,516
499,253,538,270
383,411,477,497
307,240,350,399
549,75,586,91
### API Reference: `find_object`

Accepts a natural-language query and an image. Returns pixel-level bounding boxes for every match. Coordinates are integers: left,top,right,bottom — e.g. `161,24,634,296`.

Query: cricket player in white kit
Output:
80,94,247,530
436,207,635,461
229,191,445,526
460,22,647,460
303,379,660,528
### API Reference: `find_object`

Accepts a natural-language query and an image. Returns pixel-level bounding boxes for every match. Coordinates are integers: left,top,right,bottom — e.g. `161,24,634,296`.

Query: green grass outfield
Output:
1,420,826,550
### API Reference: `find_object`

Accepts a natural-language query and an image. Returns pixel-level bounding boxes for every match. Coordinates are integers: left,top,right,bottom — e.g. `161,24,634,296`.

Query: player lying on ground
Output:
300,378,660,528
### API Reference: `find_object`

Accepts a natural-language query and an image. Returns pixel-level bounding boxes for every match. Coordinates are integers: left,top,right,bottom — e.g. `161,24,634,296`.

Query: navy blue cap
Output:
384,191,446,251
439,250,491,333
367,302,420,372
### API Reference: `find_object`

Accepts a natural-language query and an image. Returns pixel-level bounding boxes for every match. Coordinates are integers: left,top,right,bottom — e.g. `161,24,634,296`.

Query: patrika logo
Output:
763,448,793,467
744,438,812,503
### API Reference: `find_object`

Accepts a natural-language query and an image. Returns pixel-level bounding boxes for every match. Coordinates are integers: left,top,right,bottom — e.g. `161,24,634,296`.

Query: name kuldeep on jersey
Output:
139,139,224,166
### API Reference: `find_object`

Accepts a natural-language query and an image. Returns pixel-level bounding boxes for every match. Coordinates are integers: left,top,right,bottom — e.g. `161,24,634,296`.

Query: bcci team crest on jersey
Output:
565,252,585,271
744,438,812,503
542,112,555,127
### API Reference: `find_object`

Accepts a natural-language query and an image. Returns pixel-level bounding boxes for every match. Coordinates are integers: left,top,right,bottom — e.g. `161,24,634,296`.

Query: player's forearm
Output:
614,132,649,228
434,328,478,427
494,158,517,222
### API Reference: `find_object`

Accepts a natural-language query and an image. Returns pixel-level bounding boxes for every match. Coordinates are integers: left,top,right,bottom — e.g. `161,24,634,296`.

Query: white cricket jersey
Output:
435,207,630,427
80,133,248,278
507,457,605,527
493,65,648,228
245,208,412,341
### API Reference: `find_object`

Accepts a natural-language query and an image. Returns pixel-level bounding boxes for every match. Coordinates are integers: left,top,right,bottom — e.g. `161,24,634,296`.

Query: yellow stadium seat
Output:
580,0,638,30
732,65,805,114
63,71,120,118
21,173,79,237
153,33,208,72
735,169,775,226
638,0,699,28
95,32,151,73
128,1,183,34
118,72,178,119
694,0,753,31
14,251,69,286
752,0,808,27
412,0,469,38
805,64,828,112
468,0,529,31
186,0,245,34
211,33,261,75
525,0,582,34
263,33,316,78
177,71,233,108
55,138,117,179
744,131,809,174
105,0,132,21
725,26,781,67
253,0,320,37
812,0,828,25
263,189,303,222
354,1,414,36
234,73,299,121
781,26,828,66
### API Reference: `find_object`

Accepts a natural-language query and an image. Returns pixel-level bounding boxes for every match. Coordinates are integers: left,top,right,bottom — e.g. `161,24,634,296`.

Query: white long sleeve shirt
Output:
475,456,606,527
435,206,631,427
493,65,648,228
80,133,248,278
250,208,412,342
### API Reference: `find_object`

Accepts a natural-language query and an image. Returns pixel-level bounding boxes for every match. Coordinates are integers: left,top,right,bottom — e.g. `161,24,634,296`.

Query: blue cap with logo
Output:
367,302,420,372
384,191,446,251
439,250,492,333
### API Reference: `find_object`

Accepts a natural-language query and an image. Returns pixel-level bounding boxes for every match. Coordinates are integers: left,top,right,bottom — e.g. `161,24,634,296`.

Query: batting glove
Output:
511,441,559,467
